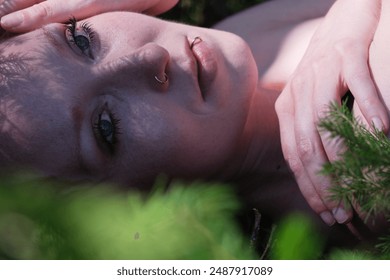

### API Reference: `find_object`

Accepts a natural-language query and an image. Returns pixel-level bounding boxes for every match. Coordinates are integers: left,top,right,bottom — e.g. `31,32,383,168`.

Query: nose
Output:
98,43,170,90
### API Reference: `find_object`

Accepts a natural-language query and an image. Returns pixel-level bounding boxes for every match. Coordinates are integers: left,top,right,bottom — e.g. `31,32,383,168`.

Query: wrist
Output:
320,0,381,42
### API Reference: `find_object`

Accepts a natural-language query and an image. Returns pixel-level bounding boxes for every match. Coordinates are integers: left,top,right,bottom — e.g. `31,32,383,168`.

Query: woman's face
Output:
0,12,258,186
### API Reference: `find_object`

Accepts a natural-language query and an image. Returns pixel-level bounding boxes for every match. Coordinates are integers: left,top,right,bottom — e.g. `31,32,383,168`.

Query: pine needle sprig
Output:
319,102,390,218
376,234,390,258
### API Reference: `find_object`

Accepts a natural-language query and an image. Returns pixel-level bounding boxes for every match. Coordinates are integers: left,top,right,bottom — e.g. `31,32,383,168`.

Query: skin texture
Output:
0,1,388,236
0,8,347,240
0,12,258,187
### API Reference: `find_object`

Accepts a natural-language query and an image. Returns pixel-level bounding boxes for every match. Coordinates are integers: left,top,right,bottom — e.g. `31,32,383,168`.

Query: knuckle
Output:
296,136,314,161
315,179,332,195
310,55,329,73
32,3,53,19
289,75,306,94
334,38,357,56
358,97,375,111
317,103,331,120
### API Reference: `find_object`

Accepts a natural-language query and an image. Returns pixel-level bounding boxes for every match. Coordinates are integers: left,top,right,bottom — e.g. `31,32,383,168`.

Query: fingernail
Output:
372,117,384,131
332,207,349,224
320,211,336,226
1,13,24,28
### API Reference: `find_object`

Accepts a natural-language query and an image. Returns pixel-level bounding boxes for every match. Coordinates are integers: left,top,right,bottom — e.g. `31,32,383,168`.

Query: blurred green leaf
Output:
0,177,254,260
270,213,324,260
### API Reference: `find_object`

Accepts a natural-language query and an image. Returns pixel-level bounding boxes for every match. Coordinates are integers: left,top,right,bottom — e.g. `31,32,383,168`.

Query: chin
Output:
223,32,258,91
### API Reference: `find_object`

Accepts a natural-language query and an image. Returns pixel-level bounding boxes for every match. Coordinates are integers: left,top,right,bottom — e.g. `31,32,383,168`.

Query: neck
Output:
219,83,285,182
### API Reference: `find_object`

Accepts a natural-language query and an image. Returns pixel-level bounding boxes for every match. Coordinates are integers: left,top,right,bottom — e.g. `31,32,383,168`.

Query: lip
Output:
187,37,218,100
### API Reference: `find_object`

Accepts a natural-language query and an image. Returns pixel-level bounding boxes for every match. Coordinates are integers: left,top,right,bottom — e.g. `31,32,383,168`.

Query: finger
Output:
314,70,345,163
275,93,335,226
292,88,332,208
1,1,100,32
290,72,351,224
313,73,353,223
0,0,43,17
1,0,59,32
343,45,389,133
352,102,370,128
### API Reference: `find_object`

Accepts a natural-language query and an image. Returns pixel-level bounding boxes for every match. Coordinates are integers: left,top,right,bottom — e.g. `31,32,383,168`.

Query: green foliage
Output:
376,235,390,259
162,0,266,27
270,213,324,260
329,249,375,260
319,102,390,217
0,177,254,260
2,102,389,260
0,175,329,260
319,102,390,258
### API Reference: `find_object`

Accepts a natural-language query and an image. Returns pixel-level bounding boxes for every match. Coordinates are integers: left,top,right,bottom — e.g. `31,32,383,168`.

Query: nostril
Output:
96,43,171,90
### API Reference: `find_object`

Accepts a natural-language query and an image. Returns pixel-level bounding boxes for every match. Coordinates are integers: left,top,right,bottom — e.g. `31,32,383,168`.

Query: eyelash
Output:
93,109,121,154
65,17,96,59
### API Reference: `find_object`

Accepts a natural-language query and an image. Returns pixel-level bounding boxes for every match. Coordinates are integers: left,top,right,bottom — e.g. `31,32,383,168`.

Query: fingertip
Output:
320,211,336,226
332,207,352,224
0,12,24,30
371,117,385,132
379,114,390,135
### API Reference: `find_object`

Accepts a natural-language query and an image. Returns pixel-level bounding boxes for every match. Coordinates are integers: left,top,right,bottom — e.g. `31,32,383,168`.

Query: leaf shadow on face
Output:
0,32,70,168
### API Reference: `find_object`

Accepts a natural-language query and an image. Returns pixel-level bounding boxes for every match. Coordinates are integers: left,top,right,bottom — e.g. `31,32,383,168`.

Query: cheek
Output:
154,113,243,178
118,103,180,172
114,97,248,183
172,116,238,168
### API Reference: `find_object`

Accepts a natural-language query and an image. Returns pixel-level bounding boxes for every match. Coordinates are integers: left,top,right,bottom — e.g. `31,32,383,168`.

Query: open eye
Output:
98,111,115,144
93,110,121,154
65,17,96,59
73,33,90,53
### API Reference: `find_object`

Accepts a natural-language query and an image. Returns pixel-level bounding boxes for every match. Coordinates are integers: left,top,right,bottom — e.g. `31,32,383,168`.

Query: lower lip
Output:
191,39,218,98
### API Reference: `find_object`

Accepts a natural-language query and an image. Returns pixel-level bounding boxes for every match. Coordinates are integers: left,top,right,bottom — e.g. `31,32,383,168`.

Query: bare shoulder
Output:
214,1,327,90
213,0,333,34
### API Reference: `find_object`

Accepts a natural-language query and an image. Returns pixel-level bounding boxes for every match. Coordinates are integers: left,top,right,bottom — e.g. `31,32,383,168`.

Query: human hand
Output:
275,0,389,226
0,0,178,32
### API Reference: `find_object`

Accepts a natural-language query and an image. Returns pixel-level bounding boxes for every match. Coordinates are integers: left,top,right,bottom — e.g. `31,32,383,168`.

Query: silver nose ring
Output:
154,73,169,84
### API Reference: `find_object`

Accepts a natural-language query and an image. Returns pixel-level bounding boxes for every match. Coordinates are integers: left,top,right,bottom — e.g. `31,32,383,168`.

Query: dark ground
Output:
161,0,267,27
